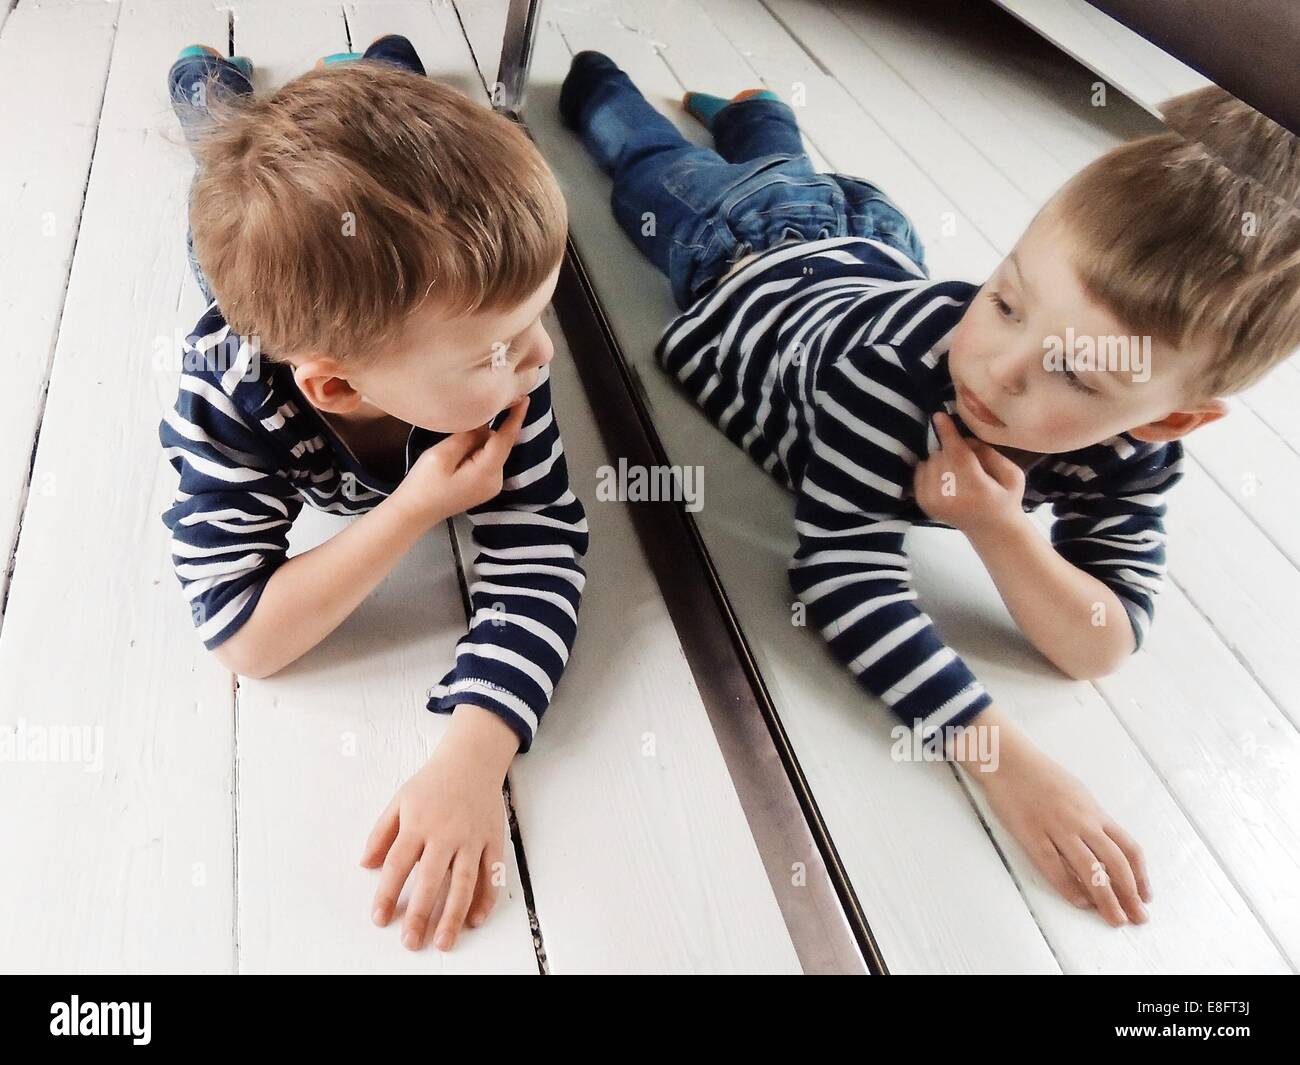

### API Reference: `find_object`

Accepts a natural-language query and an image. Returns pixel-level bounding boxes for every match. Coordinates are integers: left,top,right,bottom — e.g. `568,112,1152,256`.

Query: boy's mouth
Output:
956,384,1006,429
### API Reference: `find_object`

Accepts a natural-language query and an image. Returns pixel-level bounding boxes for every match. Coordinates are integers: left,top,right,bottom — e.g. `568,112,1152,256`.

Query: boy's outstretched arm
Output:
370,368,588,952
796,367,1150,925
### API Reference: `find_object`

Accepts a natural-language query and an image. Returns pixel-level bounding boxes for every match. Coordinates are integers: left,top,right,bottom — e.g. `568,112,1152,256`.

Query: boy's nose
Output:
988,350,1029,395
519,342,553,372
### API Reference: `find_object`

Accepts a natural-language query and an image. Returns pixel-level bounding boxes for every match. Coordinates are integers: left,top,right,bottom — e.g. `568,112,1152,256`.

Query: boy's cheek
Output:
1029,403,1119,451
947,306,987,377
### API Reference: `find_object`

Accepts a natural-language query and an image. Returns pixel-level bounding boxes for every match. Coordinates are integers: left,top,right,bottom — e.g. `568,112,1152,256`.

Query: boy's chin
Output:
988,425,1114,455
969,422,1049,453
964,421,1014,448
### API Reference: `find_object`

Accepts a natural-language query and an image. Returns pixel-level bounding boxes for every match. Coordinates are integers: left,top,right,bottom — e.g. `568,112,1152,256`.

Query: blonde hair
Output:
1051,85,1300,398
184,61,568,365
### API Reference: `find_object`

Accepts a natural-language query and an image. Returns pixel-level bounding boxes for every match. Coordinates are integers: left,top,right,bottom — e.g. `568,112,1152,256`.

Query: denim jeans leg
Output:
711,97,806,164
831,174,929,274
562,58,739,297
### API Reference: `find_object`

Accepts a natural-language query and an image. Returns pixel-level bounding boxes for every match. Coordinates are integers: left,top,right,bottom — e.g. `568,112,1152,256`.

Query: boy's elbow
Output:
1059,659,1116,682
1056,645,1128,682
212,631,276,680
1051,616,1136,681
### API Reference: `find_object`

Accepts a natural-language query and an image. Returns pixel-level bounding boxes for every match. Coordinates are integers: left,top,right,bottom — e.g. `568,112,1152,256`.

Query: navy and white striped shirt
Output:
158,302,588,751
656,236,1181,737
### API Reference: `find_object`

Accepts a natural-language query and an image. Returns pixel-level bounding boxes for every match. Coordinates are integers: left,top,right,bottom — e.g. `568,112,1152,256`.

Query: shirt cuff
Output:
426,678,538,753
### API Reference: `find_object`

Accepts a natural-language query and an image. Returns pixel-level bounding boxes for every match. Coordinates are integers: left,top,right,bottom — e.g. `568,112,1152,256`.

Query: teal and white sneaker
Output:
175,44,253,83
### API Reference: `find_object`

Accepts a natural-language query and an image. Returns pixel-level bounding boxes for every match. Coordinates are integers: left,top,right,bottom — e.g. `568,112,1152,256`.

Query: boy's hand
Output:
361,705,520,951
972,734,1152,926
914,411,1025,535
393,395,529,527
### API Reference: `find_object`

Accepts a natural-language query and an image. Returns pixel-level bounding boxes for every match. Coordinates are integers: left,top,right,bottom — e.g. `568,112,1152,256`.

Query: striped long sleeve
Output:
1049,437,1183,650
787,348,992,737
159,372,305,650
425,365,589,751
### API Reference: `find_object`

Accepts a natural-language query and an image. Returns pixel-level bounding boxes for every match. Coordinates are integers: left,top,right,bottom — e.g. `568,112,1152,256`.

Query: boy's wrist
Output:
949,703,1028,782
438,702,521,778
386,480,445,532
962,507,1033,552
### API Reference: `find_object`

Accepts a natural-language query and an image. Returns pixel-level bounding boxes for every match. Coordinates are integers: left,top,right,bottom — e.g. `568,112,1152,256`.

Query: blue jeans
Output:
558,52,928,310
166,36,426,304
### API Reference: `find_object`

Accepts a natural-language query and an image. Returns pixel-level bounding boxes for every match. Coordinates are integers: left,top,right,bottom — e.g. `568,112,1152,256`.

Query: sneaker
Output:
175,44,253,83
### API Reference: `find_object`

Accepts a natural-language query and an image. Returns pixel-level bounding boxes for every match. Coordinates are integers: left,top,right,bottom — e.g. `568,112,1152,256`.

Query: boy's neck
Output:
992,443,1045,470
319,397,397,426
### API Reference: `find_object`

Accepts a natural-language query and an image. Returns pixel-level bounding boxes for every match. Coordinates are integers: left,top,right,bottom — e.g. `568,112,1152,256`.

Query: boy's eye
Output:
986,290,1015,318
1063,367,1096,395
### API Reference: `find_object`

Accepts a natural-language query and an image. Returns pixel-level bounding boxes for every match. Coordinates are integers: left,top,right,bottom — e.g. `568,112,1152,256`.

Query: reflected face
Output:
293,262,562,435
946,208,1215,454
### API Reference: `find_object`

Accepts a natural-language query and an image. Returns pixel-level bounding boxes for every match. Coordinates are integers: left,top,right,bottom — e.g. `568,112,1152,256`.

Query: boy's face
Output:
292,262,562,434
947,208,1226,454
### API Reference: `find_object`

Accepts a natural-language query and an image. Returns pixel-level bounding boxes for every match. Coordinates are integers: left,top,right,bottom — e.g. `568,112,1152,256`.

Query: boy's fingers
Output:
427,426,487,472
1105,822,1152,903
932,411,969,453
970,440,1023,491
359,797,400,868
496,394,531,443
1030,841,1092,910
932,413,983,481
1088,827,1147,922
1060,836,1127,926
469,840,505,927
372,835,423,927
401,845,454,950
445,426,492,469
432,849,481,951
481,396,530,467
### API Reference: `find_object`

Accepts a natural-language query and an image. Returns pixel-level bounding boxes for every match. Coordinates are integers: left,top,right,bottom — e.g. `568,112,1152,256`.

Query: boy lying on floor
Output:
559,51,1300,927
160,37,585,952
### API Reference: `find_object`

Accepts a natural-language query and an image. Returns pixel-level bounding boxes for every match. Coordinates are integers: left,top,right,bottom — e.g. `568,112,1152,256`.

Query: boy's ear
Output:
1129,398,1228,442
292,358,364,414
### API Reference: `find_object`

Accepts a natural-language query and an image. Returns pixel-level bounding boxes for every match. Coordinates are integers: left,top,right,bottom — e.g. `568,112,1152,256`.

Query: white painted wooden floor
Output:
1,0,1296,975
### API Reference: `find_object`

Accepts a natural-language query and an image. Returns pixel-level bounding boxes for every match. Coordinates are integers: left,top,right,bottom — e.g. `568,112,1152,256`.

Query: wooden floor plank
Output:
0,0,237,974
0,0,117,616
